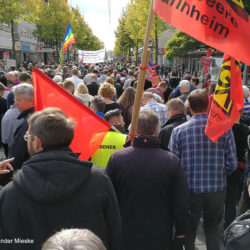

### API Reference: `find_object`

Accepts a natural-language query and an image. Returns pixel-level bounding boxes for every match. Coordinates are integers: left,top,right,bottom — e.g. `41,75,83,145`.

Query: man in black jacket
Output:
0,107,121,250
87,75,99,96
224,115,250,229
159,98,187,150
106,110,189,250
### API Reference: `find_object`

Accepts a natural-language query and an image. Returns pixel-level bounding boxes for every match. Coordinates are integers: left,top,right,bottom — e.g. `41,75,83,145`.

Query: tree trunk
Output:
67,47,70,62
128,45,131,62
10,20,16,61
136,39,139,65
154,17,158,65
55,39,59,63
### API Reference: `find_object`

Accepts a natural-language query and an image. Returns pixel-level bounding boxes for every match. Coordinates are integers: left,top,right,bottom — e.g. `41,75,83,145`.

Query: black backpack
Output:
224,210,250,250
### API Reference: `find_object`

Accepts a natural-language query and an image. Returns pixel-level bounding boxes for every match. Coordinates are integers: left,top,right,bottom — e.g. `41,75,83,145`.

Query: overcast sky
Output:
71,0,130,51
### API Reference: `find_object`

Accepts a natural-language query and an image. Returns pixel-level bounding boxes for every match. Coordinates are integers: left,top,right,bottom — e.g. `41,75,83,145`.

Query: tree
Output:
125,2,142,64
70,7,103,51
128,0,169,64
35,0,71,61
36,2,103,62
153,15,169,64
164,31,206,60
115,0,169,64
0,0,42,60
114,8,135,60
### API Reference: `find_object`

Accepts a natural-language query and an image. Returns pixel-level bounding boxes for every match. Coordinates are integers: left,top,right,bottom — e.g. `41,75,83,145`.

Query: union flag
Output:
205,55,244,142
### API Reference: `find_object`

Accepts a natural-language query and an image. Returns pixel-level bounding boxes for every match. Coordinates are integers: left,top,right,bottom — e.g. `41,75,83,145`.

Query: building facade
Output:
0,19,55,66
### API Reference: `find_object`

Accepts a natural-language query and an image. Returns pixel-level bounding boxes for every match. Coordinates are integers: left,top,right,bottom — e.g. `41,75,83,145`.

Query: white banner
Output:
78,49,105,64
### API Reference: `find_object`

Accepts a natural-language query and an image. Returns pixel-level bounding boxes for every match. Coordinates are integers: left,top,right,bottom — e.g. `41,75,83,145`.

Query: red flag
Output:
153,0,250,65
32,67,111,160
205,55,244,142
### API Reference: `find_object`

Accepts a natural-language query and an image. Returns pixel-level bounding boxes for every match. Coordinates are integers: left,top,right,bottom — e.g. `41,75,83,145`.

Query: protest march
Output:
0,0,250,249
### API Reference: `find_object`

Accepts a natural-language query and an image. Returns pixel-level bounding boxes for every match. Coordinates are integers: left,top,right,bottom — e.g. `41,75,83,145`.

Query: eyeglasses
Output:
24,134,34,142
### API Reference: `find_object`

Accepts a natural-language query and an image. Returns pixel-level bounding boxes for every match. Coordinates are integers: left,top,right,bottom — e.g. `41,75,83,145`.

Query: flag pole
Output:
130,0,155,144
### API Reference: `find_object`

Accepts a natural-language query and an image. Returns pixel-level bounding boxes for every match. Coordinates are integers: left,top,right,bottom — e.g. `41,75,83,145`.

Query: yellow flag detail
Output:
231,0,244,9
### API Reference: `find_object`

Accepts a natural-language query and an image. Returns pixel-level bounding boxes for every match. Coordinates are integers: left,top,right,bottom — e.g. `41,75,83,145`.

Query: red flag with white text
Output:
153,0,250,65
32,67,111,160
205,55,244,142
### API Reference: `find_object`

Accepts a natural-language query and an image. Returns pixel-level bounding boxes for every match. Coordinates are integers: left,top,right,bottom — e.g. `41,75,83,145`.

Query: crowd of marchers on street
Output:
0,60,249,250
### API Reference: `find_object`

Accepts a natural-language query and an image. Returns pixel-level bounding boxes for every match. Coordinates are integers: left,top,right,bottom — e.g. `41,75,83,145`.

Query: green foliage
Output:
35,0,103,60
165,31,206,60
0,0,103,62
70,7,103,51
0,0,42,59
35,0,70,57
114,8,135,57
114,0,170,59
0,0,41,24
242,0,250,14
0,0,21,23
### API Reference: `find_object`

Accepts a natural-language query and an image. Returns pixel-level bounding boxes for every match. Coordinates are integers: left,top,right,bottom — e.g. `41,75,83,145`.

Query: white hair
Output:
153,93,163,104
243,85,250,99
53,75,63,83
142,92,154,100
13,83,33,100
179,80,190,89
42,229,106,250
6,71,15,77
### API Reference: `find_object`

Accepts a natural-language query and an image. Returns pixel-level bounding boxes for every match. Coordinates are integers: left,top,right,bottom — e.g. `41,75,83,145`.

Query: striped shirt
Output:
244,98,250,113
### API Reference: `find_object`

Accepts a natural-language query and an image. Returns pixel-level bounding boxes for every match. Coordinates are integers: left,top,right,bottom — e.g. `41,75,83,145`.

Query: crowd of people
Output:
0,60,249,250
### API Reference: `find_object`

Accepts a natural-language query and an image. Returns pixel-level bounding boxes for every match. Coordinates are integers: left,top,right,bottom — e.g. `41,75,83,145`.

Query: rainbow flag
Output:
59,23,76,65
